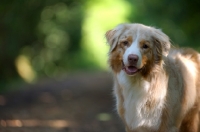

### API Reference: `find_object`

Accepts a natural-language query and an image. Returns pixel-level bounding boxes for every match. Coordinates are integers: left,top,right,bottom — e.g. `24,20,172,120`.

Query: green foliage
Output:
0,0,87,89
0,0,44,82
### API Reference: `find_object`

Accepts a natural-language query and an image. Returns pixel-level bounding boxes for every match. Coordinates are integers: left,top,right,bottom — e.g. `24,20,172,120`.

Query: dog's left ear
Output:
105,24,124,53
152,29,171,56
105,29,118,53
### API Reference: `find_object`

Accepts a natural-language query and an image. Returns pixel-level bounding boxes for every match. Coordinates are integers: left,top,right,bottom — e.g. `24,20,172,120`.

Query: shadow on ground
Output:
0,72,124,132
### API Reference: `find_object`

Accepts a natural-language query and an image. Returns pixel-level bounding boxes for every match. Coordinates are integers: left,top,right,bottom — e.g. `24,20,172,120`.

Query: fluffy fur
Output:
105,23,200,132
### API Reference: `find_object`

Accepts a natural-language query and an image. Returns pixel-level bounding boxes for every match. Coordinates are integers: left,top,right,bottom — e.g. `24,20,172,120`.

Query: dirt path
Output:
0,72,124,132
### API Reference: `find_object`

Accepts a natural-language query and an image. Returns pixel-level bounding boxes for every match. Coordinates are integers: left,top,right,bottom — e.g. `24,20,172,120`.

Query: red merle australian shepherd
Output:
105,23,200,132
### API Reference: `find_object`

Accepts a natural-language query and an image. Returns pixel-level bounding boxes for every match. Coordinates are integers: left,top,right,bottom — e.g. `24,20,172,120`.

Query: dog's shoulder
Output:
166,48,199,114
166,48,198,86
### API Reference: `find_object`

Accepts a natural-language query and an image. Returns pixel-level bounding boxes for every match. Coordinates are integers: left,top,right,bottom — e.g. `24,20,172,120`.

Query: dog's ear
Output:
105,29,118,52
105,24,124,53
152,29,171,56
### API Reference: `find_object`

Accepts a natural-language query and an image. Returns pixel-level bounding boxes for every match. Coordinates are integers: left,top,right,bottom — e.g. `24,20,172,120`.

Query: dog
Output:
105,23,200,132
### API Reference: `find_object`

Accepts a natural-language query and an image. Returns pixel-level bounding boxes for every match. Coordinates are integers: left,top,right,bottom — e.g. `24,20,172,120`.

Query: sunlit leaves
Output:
81,0,131,69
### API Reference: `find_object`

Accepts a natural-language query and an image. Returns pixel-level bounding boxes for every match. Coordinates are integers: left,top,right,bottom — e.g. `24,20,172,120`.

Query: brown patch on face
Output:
141,37,163,78
139,40,150,51
138,40,154,78
109,45,124,73
119,36,133,49
140,59,153,78
141,55,148,68
139,37,165,78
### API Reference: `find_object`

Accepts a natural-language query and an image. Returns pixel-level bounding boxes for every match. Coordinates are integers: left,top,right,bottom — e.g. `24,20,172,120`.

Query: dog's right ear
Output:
105,29,118,52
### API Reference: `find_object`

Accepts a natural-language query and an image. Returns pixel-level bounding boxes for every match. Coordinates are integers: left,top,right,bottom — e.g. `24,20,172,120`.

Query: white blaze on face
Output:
123,31,142,68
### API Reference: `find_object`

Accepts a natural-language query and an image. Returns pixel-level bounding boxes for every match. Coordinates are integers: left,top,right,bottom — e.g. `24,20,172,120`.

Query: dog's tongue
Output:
127,66,138,72
125,66,138,75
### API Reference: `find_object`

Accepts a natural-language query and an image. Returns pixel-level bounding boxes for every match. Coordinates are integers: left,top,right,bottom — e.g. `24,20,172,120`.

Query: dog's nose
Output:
128,54,138,65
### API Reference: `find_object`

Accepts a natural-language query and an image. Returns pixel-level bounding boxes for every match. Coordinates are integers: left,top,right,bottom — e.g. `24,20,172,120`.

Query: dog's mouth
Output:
122,62,141,75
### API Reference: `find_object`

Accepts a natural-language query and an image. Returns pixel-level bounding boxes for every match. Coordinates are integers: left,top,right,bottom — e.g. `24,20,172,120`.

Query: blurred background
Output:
0,0,200,131
1,0,200,90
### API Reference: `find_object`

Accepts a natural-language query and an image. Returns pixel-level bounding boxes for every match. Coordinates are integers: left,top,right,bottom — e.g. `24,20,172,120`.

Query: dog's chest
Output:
117,72,163,130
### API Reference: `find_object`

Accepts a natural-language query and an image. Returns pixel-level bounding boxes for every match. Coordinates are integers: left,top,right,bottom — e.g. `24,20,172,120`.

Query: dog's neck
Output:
116,66,168,130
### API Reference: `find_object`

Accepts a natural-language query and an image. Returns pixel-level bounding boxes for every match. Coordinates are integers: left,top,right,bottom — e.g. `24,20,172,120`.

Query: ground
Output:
0,72,124,132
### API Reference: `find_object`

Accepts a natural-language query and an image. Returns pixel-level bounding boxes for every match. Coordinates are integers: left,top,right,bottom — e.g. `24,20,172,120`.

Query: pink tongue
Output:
126,66,138,73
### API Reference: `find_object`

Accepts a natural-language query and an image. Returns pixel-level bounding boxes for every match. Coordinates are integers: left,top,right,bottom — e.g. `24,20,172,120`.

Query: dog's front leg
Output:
113,81,125,119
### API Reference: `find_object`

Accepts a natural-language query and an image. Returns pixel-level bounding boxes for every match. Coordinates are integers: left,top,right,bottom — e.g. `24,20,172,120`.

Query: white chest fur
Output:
117,71,165,130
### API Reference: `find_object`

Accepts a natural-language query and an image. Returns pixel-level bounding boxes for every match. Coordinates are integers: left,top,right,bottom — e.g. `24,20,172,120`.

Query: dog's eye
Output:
142,44,149,49
122,41,129,46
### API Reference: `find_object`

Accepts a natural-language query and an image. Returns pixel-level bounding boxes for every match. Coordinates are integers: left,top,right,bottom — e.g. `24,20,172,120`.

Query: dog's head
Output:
106,23,171,76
